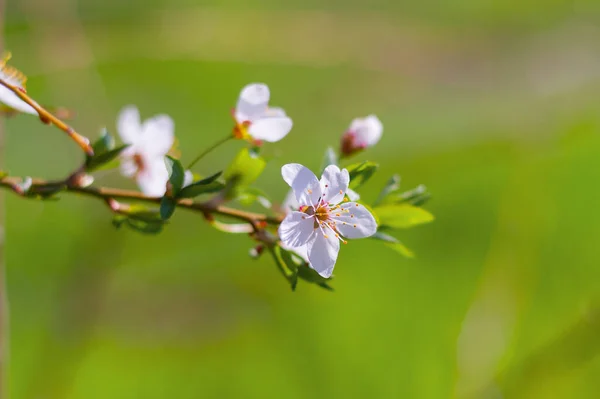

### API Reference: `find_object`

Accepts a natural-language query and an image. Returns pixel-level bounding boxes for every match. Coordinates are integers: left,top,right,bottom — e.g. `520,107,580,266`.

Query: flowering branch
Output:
0,174,283,226
0,57,434,291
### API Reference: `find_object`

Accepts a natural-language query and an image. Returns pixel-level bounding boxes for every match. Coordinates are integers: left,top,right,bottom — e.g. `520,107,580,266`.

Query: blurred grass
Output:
4,0,600,398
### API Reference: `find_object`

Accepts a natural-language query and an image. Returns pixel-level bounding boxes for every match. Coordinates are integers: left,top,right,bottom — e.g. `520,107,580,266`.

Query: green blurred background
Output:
3,0,600,397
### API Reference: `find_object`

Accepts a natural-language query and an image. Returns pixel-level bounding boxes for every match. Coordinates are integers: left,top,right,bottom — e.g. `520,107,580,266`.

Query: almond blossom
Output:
0,53,37,115
278,163,377,277
233,83,293,143
117,105,175,197
340,115,383,156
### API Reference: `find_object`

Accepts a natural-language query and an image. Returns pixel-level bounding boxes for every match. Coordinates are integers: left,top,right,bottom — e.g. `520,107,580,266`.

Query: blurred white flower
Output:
233,83,293,143
117,105,175,197
340,115,383,156
278,163,377,277
0,53,36,115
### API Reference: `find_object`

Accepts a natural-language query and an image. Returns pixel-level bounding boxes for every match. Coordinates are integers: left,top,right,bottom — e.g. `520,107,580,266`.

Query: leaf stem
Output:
186,135,232,170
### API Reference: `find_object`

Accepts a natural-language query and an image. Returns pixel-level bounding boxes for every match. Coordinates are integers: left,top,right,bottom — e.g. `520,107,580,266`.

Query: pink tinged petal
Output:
117,105,142,144
136,157,169,197
248,116,292,142
281,163,322,206
307,231,340,278
235,83,270,122
320,165,349,204
278,211,316,248
141,114,175,156
0,87,36,114
334,202,378,239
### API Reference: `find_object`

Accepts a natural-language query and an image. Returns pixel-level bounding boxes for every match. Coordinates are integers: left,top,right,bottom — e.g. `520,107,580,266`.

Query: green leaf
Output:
0,171,7,179
297,265,334,291
177,171,224,199
346,161,378,190
92,128,116,155
112,205,167,234
85,145,129,172
373,204,434,229
320,146,338,173
160,197,176,220
224,147,266,189
374,174,401,206
165,156,185,195
269,245,299,291
371,231,415,258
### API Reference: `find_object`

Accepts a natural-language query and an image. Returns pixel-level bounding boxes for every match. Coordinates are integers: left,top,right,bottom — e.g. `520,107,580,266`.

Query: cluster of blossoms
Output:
1,53,432,288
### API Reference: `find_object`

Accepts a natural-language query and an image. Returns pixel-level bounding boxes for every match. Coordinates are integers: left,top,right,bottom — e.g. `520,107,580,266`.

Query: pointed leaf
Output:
85,145,129,172
374,174,401,206
160,197,176,220
224,147,266,189
177,171,224,199
165,156,185,195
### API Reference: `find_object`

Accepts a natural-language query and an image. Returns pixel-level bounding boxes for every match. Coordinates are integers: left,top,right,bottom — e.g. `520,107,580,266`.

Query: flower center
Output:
133,153,146,173
314,204,330,222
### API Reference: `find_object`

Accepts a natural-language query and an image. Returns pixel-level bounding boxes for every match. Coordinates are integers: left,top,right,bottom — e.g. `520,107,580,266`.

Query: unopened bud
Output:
340,115,383,156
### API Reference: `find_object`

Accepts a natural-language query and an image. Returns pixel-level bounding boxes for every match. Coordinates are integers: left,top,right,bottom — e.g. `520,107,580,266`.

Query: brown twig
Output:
0,78,94,156
0,175,283,226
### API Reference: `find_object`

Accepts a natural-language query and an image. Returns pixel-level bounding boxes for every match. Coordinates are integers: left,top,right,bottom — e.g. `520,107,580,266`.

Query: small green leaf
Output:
224,147,266,189
373,204,434,229
373,174,401,206
0,171,7,179
380,184,430,206
160,197,176,220
177,171,224,199
320,147,338,173
165,156,185,195
270,245,299,291
92,128,116,155
85,145,129,172
371,231,415,258
346,161,378,190
112,206,167,234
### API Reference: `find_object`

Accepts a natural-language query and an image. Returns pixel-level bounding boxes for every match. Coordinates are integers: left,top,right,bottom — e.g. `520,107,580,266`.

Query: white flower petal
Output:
136,157,169,197
334,202,377,239
320,165,349,204
0,87,36,114
281,163,322,206
346,188,360,201
141,114,174,156
117,105,142,144
248,116,292,142
282,189,299,212
235,83,270,122
349,114,383,147
264,106,287,118
307,231,340,278
288,244,309,264
119,157,138,178
278,211,316,248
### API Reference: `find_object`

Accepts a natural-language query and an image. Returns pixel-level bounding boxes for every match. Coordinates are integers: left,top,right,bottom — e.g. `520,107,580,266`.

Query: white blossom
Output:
0,53,36,115
117,105,175,197
340,115,383,156
278,163,377,277
233,83,292,143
